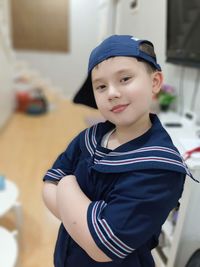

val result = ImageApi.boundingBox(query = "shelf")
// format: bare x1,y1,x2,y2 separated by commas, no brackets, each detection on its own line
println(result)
162,246,170,259
152,220,175,264
162,220,174,245
152,248,166,267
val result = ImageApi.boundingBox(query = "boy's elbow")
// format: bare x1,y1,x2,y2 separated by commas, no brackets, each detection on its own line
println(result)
42,182,50,203
42,183,47,203
42,182,57,205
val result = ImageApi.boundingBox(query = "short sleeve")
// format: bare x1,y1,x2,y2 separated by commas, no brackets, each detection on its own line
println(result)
87,169,185,262
43,133,82,183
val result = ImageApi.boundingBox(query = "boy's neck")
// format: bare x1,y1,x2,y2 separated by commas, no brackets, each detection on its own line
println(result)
107,113,152,150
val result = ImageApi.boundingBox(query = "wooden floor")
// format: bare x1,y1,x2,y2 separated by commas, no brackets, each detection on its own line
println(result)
0,92,100,267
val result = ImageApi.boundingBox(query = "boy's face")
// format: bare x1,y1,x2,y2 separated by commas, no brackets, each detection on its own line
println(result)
91,56,163,128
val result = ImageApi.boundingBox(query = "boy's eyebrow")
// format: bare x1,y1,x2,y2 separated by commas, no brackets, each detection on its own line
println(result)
115,69,133,74
92,69,134,84
92,78,104,84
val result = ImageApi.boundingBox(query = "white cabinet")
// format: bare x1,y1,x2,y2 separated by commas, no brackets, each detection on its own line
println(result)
152,112,200,267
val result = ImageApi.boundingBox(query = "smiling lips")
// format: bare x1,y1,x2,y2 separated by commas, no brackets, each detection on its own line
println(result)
111,104,129,113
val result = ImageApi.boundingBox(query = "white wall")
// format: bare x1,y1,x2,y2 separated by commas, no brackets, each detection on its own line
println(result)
0,38,14,129
15,0,99,98
115,0,200,116
14,0,200,116
0,0,15,129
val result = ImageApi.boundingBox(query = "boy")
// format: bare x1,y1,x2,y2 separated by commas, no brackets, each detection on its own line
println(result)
43,35,197,267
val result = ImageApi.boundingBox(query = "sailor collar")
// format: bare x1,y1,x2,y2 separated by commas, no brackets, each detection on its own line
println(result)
81,113,199,182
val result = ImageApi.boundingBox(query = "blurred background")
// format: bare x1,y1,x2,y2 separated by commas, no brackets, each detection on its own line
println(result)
0,1,200,267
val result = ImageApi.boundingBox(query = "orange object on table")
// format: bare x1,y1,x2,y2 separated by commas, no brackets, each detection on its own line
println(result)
16,91,31,112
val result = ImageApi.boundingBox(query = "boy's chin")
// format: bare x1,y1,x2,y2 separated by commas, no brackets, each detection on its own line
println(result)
107,118,135,127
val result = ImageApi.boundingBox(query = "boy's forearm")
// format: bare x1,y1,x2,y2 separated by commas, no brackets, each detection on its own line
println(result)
57,175,112,262
42,182,61,220
57,175,91,240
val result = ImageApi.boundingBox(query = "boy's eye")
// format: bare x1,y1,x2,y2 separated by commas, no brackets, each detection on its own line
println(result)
120,77,131,83
96,85,106,91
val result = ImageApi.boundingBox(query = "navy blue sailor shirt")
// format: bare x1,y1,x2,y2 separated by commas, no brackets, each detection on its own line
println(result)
43,113,197,267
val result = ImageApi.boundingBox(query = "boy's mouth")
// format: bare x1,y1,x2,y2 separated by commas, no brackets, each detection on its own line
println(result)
111,104,129,113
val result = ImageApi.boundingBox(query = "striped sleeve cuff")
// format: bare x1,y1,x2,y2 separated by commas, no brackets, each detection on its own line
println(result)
43,168,68,182
87,200,135,262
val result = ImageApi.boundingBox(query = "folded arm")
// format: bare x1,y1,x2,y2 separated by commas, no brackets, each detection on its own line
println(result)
42,133,82,220
56,175,112,262
42,176,112,262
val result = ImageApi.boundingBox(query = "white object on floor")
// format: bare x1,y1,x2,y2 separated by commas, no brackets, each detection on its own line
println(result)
0,226,18,267
0,179,19,216
0,179,22,241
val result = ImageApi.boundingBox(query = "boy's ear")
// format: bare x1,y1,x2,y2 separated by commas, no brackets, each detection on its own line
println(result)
152,71,164,94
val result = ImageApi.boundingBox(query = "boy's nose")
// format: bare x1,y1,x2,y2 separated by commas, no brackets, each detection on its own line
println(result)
108,85,121,100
